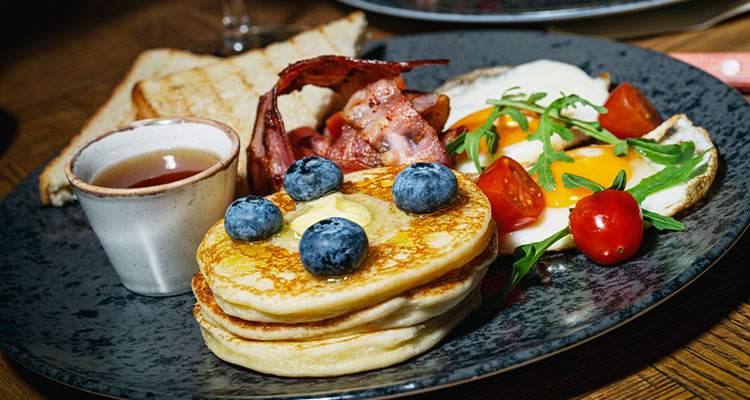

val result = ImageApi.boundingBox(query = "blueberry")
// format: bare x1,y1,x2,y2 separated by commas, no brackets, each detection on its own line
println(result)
284,156,343,202
299,218,368,277
392,163,458,214
224,195,283,241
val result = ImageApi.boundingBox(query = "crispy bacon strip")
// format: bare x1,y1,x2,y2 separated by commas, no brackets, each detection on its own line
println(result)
248,55,450,195
248,85,296,196
343,78,452,166
273,55,448,99
327,124,383,170
403,91,450,133
288,126,375,173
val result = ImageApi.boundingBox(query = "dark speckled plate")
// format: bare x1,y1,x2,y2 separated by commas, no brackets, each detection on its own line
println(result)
1,31,749,400
336,0,688,23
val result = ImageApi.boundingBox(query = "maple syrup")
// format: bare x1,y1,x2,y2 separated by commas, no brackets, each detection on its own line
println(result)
92,148,220,189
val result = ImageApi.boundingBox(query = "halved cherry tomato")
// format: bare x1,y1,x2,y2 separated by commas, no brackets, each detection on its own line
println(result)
475,156,545,232
599,82,662,139
568,189,643,265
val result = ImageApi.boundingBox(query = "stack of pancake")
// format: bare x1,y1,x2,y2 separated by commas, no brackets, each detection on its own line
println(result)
192,166,497,377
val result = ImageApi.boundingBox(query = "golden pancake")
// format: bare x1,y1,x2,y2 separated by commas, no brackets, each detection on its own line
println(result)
193,288,481,377
193,228,496,340
197,166,493,321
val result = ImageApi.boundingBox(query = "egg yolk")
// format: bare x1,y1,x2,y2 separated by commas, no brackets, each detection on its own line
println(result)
541,145,633,208
449,107,540,160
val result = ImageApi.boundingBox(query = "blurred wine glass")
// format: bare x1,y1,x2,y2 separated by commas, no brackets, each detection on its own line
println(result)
190,0,307,56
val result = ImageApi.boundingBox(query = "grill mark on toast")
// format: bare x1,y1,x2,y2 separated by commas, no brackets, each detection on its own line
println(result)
316,25,342,54
229,58,259,97
192,68,225,117
205,61,247,138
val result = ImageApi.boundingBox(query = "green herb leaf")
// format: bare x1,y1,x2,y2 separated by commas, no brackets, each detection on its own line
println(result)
641,209,686,231
444,131,466,156
525,95,590,191
526,91,548,105
492,226,570,308
503,106,530,133
562,173,605,192
445,89,539,173
460,105,504,173
627,150,710,203
555,93,608,115
562,170,627,194
486,95,699,167
628,138,695,165
457,92,700,190
613,140,629,157
608,170,628,191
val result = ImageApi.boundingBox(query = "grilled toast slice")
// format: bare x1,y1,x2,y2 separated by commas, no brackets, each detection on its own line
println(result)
132,11,368,189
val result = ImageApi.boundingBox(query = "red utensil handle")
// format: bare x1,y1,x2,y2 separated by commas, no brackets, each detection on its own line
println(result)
669,52,750,93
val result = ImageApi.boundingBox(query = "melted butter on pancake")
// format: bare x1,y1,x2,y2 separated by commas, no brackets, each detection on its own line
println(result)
287,192,372,235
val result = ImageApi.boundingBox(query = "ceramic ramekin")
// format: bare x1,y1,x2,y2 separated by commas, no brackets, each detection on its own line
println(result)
65,117,239,296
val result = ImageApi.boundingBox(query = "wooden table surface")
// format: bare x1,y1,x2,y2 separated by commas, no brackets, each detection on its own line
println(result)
1,1,749,399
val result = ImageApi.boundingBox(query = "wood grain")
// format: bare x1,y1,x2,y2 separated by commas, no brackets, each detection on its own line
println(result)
1,1,748,399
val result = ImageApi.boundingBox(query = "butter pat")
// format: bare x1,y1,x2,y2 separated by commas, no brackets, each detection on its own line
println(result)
290,192,371,235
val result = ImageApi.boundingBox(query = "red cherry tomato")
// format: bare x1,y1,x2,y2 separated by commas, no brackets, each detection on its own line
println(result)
476,156,545,232
599,82,663,139
568,189,644,265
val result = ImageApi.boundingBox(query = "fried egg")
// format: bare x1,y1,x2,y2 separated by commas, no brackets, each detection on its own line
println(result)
497,114,718,255
437,59,610,174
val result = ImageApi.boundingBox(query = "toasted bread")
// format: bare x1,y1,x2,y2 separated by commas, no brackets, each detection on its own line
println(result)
39,48,219,206
39,12,368,206
132,11,368,189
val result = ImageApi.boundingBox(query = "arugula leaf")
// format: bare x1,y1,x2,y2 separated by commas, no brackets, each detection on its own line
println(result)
608,170,628,191
627,138,695,165
561,172,605,192
486,95,696,167
525,91,548,105
465,106,503,173
641,209,685,231
492,226,570,308
626,150,709,203
503,107,530,133
562,169,628,193
525,95,603,191
445,89,534,173
489,94,626,152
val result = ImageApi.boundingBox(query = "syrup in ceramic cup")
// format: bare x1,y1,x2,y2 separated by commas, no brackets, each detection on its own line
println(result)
92,148,219,188
65,117,240,296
